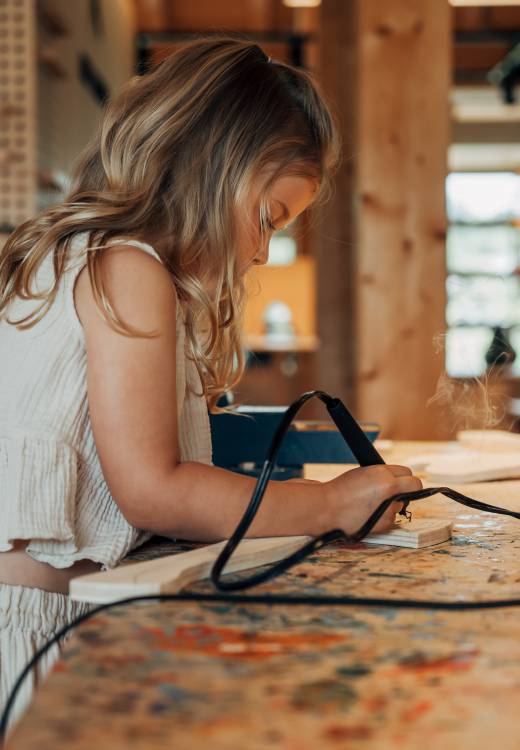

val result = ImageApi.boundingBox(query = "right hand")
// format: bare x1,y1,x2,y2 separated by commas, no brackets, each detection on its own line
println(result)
323,464,423,537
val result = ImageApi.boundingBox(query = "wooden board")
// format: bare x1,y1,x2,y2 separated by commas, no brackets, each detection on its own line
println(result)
405,432,520,482
71,517,454,605
364,518,452,548
457,429,520,452
425,452,520,483
70,535,311,604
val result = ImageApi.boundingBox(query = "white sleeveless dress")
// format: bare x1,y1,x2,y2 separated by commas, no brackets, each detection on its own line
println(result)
0,232,212,733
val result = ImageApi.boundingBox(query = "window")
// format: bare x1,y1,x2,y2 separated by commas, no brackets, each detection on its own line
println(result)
446,172,520,378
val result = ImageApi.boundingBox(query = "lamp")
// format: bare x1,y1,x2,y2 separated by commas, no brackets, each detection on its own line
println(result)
282,0,321,7
449,1,520,6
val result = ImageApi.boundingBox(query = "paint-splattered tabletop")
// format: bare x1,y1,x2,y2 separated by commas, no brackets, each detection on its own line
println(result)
7,443,520,750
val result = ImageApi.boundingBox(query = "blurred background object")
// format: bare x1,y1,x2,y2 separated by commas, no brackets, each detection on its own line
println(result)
2,0,520,438
0,0,37,232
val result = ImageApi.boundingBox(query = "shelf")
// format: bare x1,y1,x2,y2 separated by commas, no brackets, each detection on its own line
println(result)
449,221,520,228
244,334,319,353
447,270,520,278
447,322,520,328
451,102,520,124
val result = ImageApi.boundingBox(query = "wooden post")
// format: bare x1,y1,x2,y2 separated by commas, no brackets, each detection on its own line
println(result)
314,0,359,411
316,0,450,439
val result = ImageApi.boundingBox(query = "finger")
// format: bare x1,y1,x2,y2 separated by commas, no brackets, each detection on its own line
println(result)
371,502,403,533
391,500,405,514
386,464,413,478
393,475,423,495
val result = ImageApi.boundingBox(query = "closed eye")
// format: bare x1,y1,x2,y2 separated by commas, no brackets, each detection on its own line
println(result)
260,200,289,232
260,214,277,233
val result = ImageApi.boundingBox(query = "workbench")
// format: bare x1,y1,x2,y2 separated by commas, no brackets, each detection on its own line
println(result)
6,443,520,750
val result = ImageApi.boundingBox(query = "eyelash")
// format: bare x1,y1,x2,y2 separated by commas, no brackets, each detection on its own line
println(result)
261,216,276,233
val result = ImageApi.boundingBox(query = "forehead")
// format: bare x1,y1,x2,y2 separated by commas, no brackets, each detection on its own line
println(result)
266,174,318,221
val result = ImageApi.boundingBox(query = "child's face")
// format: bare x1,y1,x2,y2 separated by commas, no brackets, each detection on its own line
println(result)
237,173,317,275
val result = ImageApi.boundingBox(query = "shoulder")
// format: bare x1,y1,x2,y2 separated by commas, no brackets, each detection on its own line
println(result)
74,243,178,337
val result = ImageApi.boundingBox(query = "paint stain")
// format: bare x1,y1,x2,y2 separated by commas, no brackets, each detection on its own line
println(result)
291,679,358,711
396,649,478,674
363,695,388,713
93,653,147,671
400,699,433,723
137,624,345,660
336,664,372,678
158,683,202,704
51,661,68,674
312,614,369,631
149,701,170,715
81,615,111,628
90,658,148,681
371,608,397,622
263,729,284,743
323,724,373,741
77,629,111,645
104,691,140,714
453,535,494,550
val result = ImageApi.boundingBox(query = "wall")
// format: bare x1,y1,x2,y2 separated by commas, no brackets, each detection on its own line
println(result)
38,0,136,204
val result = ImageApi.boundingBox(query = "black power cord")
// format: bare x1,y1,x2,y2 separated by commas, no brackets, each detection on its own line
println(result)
210,390,520,590
2,390,520,742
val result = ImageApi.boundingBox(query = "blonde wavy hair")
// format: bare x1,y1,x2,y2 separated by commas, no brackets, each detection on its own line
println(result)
0,36,340,410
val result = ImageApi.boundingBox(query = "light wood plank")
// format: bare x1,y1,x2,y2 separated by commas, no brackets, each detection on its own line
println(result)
70,536,311,604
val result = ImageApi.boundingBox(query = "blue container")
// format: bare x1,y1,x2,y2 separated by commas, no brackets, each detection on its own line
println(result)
210,406,380,479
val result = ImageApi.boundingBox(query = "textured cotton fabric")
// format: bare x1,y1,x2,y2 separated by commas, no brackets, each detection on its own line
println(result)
0,232,213,569
0,584,93,738
0,233,212,734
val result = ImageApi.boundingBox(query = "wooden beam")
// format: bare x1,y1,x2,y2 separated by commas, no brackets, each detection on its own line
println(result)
133,0,292,33
317,0,450,439
314,0,359,409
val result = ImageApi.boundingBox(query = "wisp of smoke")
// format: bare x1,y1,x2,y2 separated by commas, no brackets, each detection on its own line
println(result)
427,335,515,434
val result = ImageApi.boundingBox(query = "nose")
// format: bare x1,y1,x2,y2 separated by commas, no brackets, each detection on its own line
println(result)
252,238,270,266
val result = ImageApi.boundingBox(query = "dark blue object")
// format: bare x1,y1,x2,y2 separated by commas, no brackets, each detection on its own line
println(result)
210,406,380,479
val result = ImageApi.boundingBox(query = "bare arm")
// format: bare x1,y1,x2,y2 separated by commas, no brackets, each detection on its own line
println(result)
74,246,421,543
137,461,329,542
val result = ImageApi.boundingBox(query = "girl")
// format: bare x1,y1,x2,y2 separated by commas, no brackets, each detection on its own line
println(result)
0,37,422,730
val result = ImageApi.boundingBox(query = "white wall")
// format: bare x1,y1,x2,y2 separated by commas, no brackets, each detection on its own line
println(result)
38,0,136,204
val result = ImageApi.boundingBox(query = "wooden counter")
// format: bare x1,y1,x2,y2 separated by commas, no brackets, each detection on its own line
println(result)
7,443,520,750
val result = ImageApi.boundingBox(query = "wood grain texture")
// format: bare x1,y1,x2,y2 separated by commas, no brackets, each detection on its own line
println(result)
314,0,358,410
133,0,292,33
316,0,449,439
355,0,449,440
70,536,311,604
365,518,453,548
